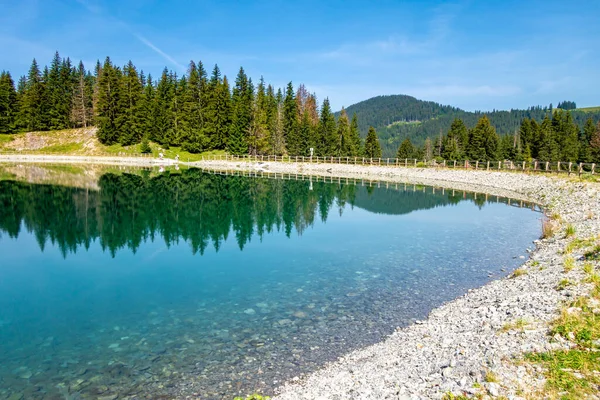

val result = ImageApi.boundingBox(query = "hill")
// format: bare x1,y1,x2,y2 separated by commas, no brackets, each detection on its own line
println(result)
337,95,600,158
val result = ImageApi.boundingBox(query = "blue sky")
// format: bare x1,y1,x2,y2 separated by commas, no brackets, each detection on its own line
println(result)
1,0,598,111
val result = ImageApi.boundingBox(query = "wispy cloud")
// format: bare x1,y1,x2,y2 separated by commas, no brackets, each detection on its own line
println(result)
73,0,185,71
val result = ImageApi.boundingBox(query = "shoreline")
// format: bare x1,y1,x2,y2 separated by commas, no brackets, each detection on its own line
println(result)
1,155,599,398
192,160,599,399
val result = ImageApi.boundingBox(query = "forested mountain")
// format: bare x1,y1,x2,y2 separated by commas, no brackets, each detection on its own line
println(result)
338,94,600,158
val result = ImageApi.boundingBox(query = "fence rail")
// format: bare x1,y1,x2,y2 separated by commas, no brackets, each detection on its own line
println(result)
200,154,597,175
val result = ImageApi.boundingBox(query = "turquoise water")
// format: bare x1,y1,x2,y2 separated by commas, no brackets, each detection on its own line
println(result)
0,168,540,399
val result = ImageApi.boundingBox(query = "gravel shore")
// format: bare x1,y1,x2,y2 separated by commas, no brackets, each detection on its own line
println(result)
195,160,600,400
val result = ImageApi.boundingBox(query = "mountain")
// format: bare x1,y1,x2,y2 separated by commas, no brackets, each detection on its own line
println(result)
337,95,600,158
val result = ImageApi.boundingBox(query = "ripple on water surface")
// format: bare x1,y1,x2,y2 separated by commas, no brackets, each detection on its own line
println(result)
0,167,541,399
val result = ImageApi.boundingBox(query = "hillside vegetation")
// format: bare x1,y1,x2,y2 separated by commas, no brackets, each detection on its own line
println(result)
338,95,600,157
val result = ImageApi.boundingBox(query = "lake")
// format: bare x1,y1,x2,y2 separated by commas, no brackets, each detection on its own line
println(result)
0,165,541,399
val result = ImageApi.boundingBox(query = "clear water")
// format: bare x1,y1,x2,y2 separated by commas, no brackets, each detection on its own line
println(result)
0,167,541,399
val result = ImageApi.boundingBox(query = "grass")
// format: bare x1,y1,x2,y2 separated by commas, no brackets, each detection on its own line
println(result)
557,278,573,290
542,218,557,239
0,134,15,144
36,142,84,153
500,318,530,333
576,106,600,113
524,265,600,399
484,370,499,383
233,395,270,400
442,393,471,400
584,245,600,261
564,237,597,254
565,224,576,238
564,257,576,273
511,268,528,278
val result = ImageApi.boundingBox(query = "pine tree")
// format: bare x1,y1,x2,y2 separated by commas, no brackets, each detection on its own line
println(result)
446,118,468,157
560,111,580,162
579,118,595,162
467,116,498,161
248,77,270,155
363,126,382,159
591,122,600,163
71,61,93,128
423,137,433,160
96,57,124,145
282,82,299,155
336,108,351,156
0,71,18,133
181,61,207,152
153,68,174,146
349,113,362,156
537,116,559,161
119,61,144,145
139,75,157,146
317,98,336,156
205,65,231,150
396,137,415,159
228,67,252,155
22,59,47,131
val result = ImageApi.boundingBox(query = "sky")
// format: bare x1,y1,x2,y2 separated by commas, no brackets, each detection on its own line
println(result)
0,0,599,111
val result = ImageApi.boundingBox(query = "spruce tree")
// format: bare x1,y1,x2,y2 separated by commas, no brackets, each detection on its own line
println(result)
139,75,157,145
248,77,269,155
447,118,468,156
119,61,144,145
591,122,600,163
228,67,252,155
181,61,207,152
363,126,382,159
71,61,93,128
537,116,558,161
154,68,175,146
467,116,498,161
0,71,18,133
349,113,362,156
317,98,336,156
396,137,415,159
336,108,352,157
95,57,124,145
580,118,595,162
205,65,231,150
282,82,299,155
560,111,580,162
22,59,47,131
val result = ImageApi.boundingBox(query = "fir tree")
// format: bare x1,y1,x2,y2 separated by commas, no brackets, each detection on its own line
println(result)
396,137,415,159
22,59,47,131
336,108,351,156
591,122,600,163
119,61,144,145
153,68,175,146
95,57,124,145
228,67,252,155
205,65,231,150
317,98,336,156
537,116,559,161
71,61,93,128
181,61,207,152
363,126,382,159
0,71,18,133
248,77,270,155
579,118,595,162
349,113,362,157
282,82,299,155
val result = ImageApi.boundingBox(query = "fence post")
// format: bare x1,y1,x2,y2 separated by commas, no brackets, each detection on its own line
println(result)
522,161,526,171
592,163,596,175
545,162,549,171
568,162,572,174
464,160,467,169
475,161,479,170
557,161,561,173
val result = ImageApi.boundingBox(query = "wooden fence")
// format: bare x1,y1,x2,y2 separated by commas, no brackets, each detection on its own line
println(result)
200,154,597,175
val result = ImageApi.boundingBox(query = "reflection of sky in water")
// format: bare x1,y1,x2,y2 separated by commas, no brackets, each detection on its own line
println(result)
0,176,541,399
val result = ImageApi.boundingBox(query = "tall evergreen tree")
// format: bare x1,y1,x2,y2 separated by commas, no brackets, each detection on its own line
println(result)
153,68,175,146
95,57,124,145
0,71,18,133
363,126,382,159
349,113,362,156
336,108,351,156
181,61,207,152
590,122,600,163
228,67,252,155
22,59,47,131
118,61,144,145
317,98,336,156
396,137,416,159
282,82,299,155
248,77,270,155
71,61,93,128
205,65,231,150
579,118,595,162
537,116,559,161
